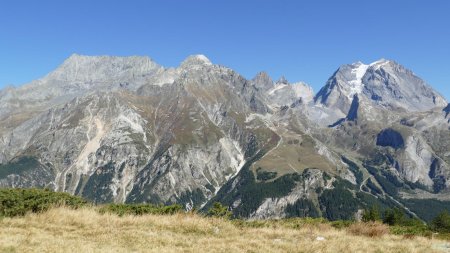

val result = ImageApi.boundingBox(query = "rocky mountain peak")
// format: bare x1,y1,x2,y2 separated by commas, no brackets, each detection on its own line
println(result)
313,62,367,112
291,82,314,103
362,59,448,110
252,71,274,91
46,54,162,83
368,58,390,70
315,59,447,113
276,76,289,84
1,54,450,222
266,78,314,107
180,54,212,68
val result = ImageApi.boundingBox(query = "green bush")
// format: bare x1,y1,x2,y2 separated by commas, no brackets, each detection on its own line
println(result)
390,225,431,237
331,220,354,229
207,202,232,219
0,188,88,217
431,211,450,232
362,206,380,222
256,168,277,181
382,208,405,225
99,203,183,216
232,217,328,229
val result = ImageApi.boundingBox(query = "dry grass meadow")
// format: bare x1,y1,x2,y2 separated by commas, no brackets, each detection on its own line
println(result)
0,207,447,253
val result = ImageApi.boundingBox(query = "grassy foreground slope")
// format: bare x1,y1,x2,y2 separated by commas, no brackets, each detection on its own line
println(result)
0,207,444,253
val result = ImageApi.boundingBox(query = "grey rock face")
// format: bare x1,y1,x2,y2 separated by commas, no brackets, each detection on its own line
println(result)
0,54,276,208
315,60,447,116
265,79,314,108
362,60,447,111
249,169,326,219
252,72,274,91
0,54,449,221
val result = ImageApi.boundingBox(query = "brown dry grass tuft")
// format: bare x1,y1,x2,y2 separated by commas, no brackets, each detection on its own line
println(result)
348,222,389,238
0,207,443,253
403,234,417,240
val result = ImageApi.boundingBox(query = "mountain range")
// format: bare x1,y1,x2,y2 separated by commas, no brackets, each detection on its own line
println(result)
1,54,449,221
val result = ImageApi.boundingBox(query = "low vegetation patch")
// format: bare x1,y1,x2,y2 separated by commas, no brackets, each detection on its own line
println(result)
99,203,183,216
0,207,441,253
0,188,87,217
2,188,450,252
232,217,329,230
348,222,389,237
207,202,232,219
255,167,277,181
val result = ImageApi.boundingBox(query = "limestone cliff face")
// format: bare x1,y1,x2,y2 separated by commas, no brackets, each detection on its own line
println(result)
0,55,274,208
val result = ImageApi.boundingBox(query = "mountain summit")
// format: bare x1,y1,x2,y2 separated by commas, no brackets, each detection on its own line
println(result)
0,54,449,221
180,54,212,68
47,54,161,83
315,59,447,116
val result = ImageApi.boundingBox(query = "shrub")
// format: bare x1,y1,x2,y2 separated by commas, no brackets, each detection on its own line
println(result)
232,217,329,230
402,234,416,240
99,203,183,216
389,224,431,237
277,217,329,230
431,211,450,232
256,168,277,181
383,208,405,225
348,222,389,237
331,220,354,229
362,206,380,222
0,188,87,217
207,202,232,219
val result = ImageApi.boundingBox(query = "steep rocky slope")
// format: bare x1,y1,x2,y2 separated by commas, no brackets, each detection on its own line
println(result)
0,55,449,221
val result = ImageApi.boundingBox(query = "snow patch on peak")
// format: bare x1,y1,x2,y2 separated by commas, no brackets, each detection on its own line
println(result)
369,58,390,70
194,54,212,65
347,62,369,98
268,83,288,95
66,53,83,60
181,54,212,67
351,62,369,78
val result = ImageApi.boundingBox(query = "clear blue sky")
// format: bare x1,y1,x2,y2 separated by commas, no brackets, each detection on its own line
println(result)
1,0,449,99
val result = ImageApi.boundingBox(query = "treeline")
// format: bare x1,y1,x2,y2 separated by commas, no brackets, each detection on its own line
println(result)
0,188,185,218
0,188,87,217
362,206,450,235
0,188,232,219
3,188,450,239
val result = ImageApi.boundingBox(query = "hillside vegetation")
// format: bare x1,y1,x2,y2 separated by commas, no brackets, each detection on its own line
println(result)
0,207,445,253
0,189,448,252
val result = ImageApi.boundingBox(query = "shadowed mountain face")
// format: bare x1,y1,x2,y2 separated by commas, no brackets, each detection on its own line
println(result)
376,129,405,149
0,55,449,221
444,104,450,118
